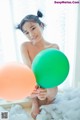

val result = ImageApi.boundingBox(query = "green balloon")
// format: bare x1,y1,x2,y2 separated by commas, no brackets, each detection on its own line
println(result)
32,48,70,88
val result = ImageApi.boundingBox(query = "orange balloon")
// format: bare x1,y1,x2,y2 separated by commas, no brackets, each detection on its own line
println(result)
0,62,36,101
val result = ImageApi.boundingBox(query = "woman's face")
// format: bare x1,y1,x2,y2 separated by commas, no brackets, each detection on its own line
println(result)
22,22,43,44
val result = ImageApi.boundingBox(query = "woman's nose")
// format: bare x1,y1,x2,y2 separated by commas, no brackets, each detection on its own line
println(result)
29,32,34,39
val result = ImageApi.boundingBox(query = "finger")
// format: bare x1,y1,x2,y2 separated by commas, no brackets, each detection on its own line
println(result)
38,96,47,100
32,90,39,94
35,85,40,90
38,87,47,90
30,93,39,98
38,88,47,92
38,93,46,97
38,88,46,90
38,92,47,96
31,90,40,97
38,92,47,97
38,90,47,94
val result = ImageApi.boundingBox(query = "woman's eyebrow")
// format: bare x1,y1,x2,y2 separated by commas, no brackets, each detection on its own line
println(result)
23,25,35,33
30,25,35,28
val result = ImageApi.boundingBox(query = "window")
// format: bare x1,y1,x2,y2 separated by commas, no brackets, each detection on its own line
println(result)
0,0,79,104
11,0,78,88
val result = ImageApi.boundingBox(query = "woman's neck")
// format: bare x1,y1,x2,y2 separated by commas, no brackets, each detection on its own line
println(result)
33,37,46,48
32,38,46,47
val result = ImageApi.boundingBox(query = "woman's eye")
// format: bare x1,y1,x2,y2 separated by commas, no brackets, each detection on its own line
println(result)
26,32,29,35
32,27,35,30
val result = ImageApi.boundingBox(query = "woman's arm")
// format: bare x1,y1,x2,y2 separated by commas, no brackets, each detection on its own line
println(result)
46,87,58,103
20,42,31,68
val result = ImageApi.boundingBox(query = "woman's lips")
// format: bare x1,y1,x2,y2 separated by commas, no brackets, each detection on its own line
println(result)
31,36,38,40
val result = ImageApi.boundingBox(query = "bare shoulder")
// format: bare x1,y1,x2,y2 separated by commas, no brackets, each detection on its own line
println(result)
52,43,60,50
21,41,31,49
20,42,32,53
46,41,59,50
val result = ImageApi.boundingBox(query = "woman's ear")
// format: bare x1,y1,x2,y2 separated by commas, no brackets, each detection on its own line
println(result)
40,23,44,29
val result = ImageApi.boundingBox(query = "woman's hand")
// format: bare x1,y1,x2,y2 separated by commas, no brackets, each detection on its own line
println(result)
30,85,39,98
30,85,47,100
37,88,47,100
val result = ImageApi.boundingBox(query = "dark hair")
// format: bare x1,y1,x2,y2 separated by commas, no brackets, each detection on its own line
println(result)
16,11,45,32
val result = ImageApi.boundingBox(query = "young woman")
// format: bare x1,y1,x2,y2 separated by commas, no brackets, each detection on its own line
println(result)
17,11,59,119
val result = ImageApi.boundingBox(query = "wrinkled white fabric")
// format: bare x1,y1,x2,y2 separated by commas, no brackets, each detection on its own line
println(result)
0,88,80,120
9,104,31,120
36,88,80,120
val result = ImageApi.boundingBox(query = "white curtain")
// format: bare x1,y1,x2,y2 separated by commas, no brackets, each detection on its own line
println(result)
0,1,18,65
0,0,79,88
